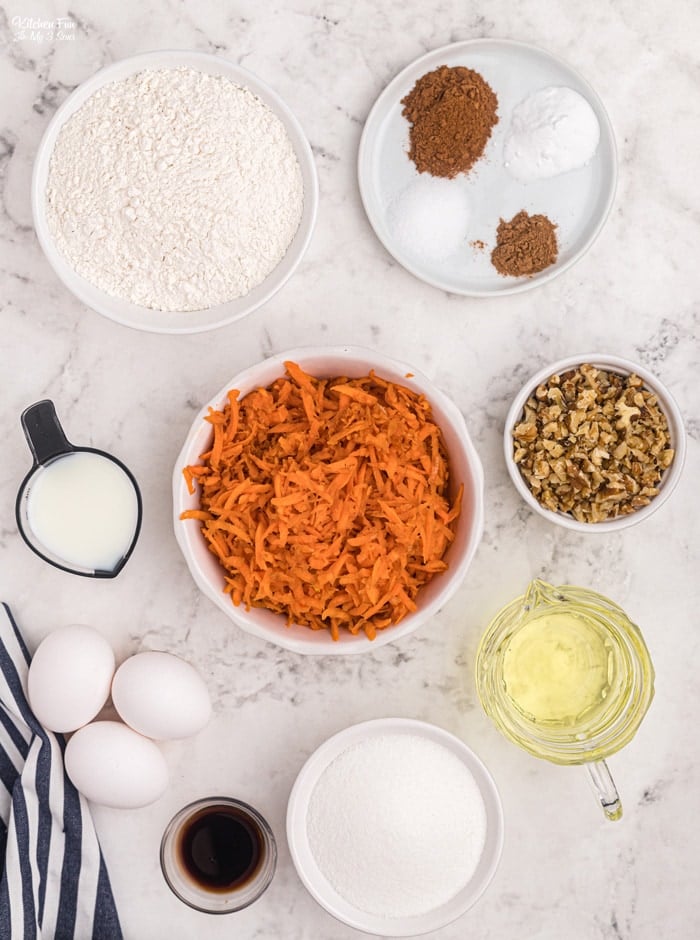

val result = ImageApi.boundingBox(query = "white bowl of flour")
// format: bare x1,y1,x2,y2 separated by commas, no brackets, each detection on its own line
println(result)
32,51,318,333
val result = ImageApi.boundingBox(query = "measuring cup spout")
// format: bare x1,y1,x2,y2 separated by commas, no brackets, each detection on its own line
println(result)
523,578,560,612
586,760,623,821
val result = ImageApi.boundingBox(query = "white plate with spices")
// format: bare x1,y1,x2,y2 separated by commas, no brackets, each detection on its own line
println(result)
32,50,318,334
358,38,617,296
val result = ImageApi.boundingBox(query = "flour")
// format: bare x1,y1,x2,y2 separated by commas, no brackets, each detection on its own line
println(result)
45,68,304,312
306,733,487,919
503,85,600,182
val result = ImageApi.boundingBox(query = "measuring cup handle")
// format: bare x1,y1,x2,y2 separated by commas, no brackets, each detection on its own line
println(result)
20,400,74,466
586,760,623,821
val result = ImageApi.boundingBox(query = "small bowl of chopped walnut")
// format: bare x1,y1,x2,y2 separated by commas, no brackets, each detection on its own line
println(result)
504,354,686,531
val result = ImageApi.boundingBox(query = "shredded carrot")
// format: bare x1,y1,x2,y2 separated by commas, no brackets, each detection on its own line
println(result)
181,362,463,640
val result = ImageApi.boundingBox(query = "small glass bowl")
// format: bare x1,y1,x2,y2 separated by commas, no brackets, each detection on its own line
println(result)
160,797,277,914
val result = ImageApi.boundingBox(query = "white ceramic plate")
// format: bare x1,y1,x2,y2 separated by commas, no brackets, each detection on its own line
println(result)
172,346,484,655
358,39,617,296
32,50,318,334
286,718,504,937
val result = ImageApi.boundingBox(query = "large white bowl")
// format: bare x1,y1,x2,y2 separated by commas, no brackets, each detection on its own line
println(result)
173,346,484,654
31,50,318,334
286,718,504,936
504,353,686,532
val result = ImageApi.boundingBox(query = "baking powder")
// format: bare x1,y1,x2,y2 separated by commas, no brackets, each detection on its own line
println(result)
504,85,600,182
306,733,487,918
45,67,304,312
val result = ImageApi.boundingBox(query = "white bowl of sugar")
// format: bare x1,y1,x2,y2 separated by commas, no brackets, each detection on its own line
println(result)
32,50,318,334
286,718,504,936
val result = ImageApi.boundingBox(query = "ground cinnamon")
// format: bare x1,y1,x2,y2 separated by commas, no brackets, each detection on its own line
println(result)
401,65,498,178
490,210,558,277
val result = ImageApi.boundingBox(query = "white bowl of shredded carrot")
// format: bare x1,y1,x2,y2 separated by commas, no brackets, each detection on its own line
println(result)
173,347,484,653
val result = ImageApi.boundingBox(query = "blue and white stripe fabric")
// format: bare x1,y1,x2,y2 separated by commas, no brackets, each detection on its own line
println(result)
0,603,122,940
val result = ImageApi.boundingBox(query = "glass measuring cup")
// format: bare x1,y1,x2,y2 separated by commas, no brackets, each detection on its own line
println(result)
16,400,142,578
475,579,654,820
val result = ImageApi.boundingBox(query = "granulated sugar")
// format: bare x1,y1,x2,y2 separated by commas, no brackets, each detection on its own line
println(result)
306,732,487,919
45,67,304,312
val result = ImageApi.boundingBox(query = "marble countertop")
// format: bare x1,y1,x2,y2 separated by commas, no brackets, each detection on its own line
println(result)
1,1,699,937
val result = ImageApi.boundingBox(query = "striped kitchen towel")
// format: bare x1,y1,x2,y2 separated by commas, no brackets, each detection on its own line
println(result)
0,603,123,940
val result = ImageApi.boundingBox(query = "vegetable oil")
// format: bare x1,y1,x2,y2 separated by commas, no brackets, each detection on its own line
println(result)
475,580,654,766
501,609,615,728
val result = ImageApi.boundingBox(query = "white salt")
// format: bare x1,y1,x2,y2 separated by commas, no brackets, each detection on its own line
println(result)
504,85,600,182
387,177,471,263
306,732,487,919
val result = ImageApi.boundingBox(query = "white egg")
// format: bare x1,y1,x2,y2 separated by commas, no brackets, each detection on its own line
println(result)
28,624,115,733
65,721,168,808
111,651,211,740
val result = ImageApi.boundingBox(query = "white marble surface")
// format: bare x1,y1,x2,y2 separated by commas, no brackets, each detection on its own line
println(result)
1,0,699,937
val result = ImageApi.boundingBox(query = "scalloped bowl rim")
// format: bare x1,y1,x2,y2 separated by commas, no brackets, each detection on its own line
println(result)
173,346,484,654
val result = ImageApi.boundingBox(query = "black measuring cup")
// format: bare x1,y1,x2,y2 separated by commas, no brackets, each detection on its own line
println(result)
16,400,143,578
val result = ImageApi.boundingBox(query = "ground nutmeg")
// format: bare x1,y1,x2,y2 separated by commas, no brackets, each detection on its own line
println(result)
490,210,558,277
401,65,499,178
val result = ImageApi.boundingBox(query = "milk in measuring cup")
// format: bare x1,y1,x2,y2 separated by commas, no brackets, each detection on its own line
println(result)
26,451,139,571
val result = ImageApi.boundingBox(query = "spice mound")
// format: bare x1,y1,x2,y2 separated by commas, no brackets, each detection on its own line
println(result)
46,67,303,312
512,363,675,523
401,65,499,178
306,733,487,918
181,363,462,640
491,210,558,277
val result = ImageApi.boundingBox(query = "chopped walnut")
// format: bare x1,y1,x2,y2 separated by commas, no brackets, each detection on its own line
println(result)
511,363,675,523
